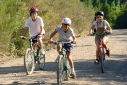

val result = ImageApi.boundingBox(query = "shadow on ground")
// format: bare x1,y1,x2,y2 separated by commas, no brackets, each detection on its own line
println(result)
74,53,127,83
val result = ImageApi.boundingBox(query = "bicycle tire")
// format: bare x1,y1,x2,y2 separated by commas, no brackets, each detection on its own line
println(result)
24,48,35,75
57,55,64,85
38,54,45,70
100,48,104,73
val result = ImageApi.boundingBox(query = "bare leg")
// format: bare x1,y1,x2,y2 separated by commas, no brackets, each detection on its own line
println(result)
103,36,110,56
37,35,45,54
57,44,61,54
37,35,43,49
102,36,109,50
67,52,76,78
95,41,99,59
66,52,74,68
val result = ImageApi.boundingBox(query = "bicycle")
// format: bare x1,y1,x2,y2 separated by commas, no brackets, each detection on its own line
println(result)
52,41,72,85
95,32,110,73
22,36,45,75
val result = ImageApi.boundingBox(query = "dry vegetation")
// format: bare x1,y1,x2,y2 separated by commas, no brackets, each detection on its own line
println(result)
0,0,95,56
26,0,94,37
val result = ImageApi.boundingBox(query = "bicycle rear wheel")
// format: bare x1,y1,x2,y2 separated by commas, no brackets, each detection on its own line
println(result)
24,48,35,75
57,55,64,85
65,60,70,81
100,48,104,73
38,54,45,70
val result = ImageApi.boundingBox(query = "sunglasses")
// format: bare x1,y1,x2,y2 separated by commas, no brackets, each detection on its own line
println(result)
64,24,69,25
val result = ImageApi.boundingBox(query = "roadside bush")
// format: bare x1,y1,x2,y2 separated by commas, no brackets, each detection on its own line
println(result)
0,0,94,57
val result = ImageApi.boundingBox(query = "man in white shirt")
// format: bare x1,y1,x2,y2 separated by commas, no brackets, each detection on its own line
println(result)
20,7,45,54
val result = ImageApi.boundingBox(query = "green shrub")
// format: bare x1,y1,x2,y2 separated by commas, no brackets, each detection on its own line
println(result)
0,0,94,57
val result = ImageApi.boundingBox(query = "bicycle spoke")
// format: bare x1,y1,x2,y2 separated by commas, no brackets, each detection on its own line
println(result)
38,54,45,70
24,48,35,75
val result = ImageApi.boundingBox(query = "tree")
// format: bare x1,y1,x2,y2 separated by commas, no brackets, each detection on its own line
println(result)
94,0,101,10
114,2,127,29
85,0,93,7
101,0,111,19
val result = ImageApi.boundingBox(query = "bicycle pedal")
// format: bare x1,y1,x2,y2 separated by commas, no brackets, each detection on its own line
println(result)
94,61,99,64
69,73,76,79
64,78,70,81
34,61,37,64
54,58,58,63
54,60,58,63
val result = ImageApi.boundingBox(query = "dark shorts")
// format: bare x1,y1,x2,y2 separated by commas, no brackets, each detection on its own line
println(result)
63,43,73,53
31,34,45,43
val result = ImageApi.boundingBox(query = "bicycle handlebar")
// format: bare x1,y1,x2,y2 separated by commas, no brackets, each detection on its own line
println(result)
52,41,72,45
21,36,37,40
95,32,111,37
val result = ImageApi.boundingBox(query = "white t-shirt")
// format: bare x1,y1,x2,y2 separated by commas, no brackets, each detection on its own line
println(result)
25,16,45,37
55,26,75,42
93,20,109,29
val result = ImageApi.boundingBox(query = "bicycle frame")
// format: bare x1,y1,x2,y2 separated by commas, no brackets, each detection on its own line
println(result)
98,36,105,60
29,38,40,61
54,42,70,69
23,37,45,74
96,32,110,73
60,44,68,70
53,41,71,85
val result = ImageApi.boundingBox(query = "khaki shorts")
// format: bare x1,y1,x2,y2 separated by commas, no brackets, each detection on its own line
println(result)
95,35,108,41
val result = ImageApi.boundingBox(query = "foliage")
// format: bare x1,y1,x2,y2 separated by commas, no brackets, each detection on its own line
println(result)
81,0,127,29
114,2,127,29
1,0,127,57
0,0,27,56
0,0,94,57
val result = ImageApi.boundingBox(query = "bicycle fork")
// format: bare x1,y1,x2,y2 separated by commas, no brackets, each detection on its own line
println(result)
34,46,40,63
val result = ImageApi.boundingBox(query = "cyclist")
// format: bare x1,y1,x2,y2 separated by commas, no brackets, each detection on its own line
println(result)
89,11,112,64
20,7,45,54
49,17,76,79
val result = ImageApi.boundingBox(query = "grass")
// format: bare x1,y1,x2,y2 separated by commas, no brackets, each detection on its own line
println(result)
0,0,95,57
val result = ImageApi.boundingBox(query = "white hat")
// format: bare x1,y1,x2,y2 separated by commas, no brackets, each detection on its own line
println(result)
62,18,71,24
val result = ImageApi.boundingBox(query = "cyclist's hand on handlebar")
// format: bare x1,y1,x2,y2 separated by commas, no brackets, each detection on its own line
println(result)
72,40,76,44
48,39,53,44
106,30,112,34
89,32,93,36
19,36,24,39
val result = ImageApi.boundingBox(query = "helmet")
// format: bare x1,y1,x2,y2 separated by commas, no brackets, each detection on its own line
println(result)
30,7,38,12
62,18,71,24
96,11,104,16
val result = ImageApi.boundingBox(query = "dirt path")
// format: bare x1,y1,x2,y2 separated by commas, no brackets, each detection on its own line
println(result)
0,29,127,85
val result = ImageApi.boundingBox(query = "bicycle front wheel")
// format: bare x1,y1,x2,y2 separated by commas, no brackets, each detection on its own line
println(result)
38,54,45,70
57,55,64,85
24,48,35,75
100,48,105,73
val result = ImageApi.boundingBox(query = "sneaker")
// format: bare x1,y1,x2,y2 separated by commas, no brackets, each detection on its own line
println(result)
94,59,99,64
69,72,76,79
106,49,110,57
40,49,45,55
